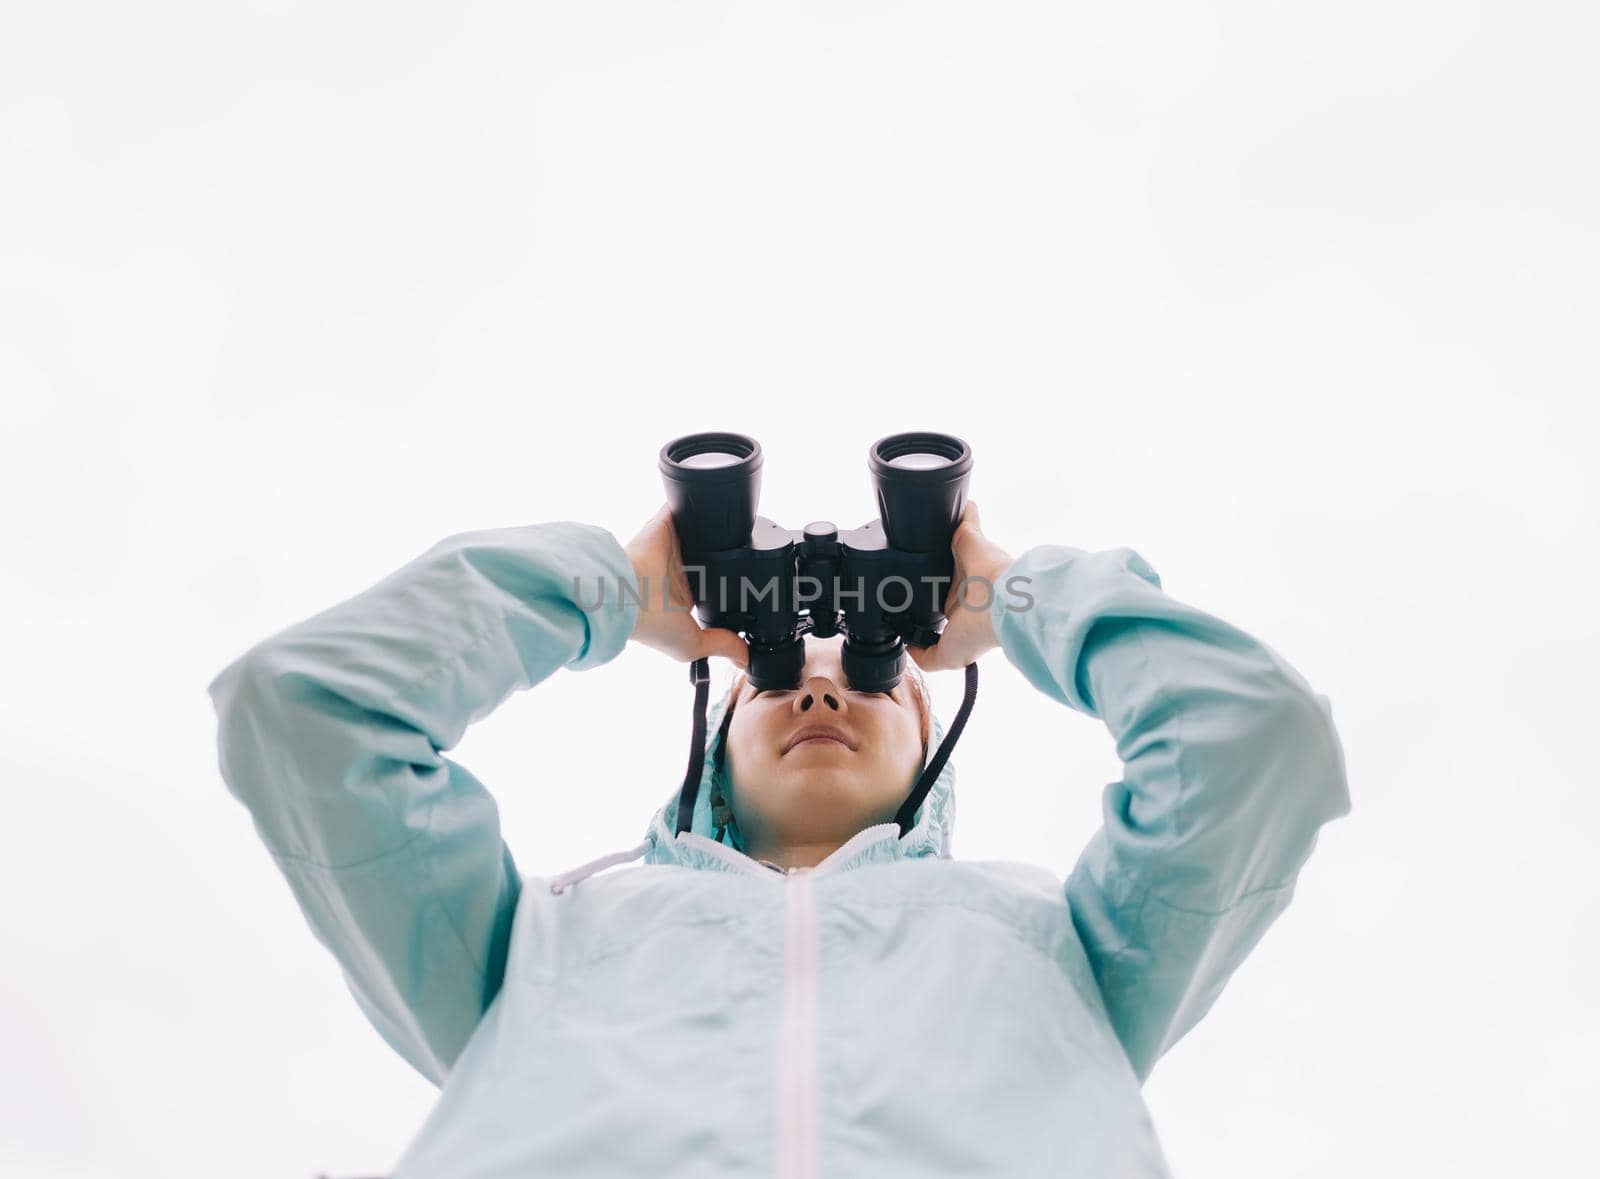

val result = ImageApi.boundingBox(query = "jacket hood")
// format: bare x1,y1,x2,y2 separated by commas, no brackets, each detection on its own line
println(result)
639,671,958,876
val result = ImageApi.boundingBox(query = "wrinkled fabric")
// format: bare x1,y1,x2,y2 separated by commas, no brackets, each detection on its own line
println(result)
207,520,1350,1177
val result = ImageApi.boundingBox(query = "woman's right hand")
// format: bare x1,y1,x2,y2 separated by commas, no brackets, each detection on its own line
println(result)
623,503,750,669
906,500,1016,674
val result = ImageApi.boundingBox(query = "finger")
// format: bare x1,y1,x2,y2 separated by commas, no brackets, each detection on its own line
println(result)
702,628,749,669
638,502,670,536
955,500,980,541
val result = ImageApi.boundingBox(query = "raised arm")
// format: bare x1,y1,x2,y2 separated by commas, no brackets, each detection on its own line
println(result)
991,541,1351,1084
205,521,640,1085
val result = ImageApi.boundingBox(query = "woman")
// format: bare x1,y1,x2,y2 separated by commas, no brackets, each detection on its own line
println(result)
207,501,1350,1177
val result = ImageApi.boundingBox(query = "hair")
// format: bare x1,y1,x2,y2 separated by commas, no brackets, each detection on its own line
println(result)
708,662,933,847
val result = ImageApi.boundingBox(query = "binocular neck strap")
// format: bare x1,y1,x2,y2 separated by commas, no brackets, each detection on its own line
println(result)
675,658,716,837
674,658,980,844
894,661,977,837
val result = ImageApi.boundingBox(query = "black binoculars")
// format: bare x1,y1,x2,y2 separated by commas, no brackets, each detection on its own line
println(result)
658,431,973,696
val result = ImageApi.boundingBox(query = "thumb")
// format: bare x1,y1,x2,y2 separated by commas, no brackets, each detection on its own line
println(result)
706,628,749,670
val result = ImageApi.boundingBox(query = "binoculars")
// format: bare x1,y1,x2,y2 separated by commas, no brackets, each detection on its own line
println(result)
658,431,973,696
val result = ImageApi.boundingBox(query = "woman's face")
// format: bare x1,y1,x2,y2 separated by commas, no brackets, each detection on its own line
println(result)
723,633,927,860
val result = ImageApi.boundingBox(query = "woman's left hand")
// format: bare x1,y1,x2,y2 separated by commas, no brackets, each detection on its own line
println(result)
624,503,750,669
906,500,1016,673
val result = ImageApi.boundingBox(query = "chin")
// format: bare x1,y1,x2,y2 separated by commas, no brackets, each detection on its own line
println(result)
776,770,884,818
777,766,849,790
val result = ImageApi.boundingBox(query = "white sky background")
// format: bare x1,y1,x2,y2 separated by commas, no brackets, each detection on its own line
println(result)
2,1,1595,1175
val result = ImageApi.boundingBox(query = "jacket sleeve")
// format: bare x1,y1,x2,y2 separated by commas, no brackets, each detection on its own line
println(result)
205,520,640,1086
990,543,1351,1084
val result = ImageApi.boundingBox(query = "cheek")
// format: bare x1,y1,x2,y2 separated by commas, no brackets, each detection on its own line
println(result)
868,710,923,765
724,715,779,785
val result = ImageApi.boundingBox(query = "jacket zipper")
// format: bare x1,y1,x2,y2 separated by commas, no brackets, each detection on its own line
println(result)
776,865,818,1179
672,826,903,1175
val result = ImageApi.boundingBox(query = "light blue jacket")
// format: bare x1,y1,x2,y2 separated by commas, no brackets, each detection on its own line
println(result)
206,520,1350,1177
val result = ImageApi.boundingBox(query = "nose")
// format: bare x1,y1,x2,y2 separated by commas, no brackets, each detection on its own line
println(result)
792,675,846,714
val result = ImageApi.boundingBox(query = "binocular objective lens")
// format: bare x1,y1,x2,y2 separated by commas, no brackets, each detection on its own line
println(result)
885,452,952,471
676,450,746,470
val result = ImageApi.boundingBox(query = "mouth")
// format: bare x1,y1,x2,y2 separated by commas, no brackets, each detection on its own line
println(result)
783,726,859,754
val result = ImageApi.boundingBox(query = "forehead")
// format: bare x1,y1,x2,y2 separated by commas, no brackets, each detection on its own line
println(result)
801,633,847,674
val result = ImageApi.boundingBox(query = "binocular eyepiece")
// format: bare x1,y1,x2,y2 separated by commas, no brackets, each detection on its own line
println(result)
658,431,973,695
